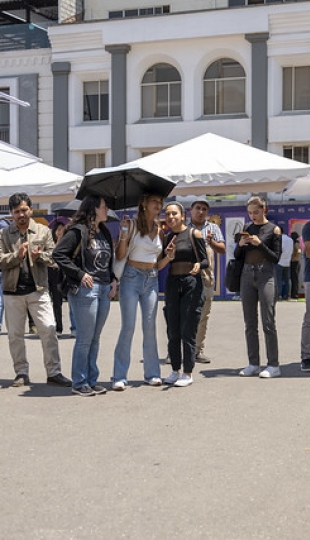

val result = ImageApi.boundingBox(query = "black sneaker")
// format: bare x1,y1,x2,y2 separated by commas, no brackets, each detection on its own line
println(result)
11,374,30,387
301,360,310,372
91,385,107,394
47,373,72,387
72,385,96,397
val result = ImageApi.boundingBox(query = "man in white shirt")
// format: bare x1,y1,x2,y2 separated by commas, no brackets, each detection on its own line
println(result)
276,227,294,300
189,198,226,363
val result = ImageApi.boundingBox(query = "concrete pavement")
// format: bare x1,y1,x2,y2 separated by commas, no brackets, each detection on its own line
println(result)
0,299,309,539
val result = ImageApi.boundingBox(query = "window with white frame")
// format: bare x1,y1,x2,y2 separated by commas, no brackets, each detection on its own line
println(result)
283,146,309,163
203,58,246,115
83,81,109,121
0,87,10,142
109,6,170,18
141,63,181,119
229,0,301,5
84,153,105,174
283,66,310,112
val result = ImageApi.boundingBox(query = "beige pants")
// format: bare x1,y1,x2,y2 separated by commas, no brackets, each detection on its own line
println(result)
195,284,214,355
4,290,61,377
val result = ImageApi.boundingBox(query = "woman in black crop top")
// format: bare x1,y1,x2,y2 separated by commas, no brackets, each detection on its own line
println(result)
234,196,282,378
163,203,209,387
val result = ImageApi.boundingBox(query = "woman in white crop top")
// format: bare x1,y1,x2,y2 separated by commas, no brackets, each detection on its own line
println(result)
111,193,175,391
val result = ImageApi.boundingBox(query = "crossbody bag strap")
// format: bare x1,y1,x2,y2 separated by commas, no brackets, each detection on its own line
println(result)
189,227,200,263
72,241,81,261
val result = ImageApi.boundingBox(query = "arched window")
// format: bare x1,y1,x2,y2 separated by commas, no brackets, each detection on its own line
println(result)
141,63,181,119
203,58,245,115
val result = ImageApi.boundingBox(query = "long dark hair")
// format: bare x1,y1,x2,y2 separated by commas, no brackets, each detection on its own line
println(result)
68,195,109,244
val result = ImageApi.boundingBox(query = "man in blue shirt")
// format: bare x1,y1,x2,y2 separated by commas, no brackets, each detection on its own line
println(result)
301,221,310,371
189,198,226,363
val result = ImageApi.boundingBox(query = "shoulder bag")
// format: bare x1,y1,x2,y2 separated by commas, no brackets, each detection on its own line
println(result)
224,258,244,293
189,228,213,287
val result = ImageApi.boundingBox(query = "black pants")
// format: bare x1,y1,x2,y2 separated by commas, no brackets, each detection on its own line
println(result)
165,274,205,374
290,261,300,299
48,267,63,333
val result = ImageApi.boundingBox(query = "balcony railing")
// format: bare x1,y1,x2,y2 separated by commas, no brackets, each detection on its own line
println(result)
0,23,50,51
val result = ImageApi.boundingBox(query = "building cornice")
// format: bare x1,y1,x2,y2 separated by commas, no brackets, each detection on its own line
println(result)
49,3,310,54
0,50,51,69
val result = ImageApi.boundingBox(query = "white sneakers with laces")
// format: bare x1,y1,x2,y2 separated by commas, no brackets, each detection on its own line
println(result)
164,371,193,387
112,381,126,391
144,377,162,386
174,373,193,387
259,366,281,378
239,364,281,378
164,371,180,385
239,365,261,377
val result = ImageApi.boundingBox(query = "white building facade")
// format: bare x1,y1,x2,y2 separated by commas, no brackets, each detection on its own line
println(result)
1,1,310,196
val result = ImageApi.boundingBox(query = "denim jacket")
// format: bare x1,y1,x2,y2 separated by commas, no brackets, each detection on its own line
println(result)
0,218,54,292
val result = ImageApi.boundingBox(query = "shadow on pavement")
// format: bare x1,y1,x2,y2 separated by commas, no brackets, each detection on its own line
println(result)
0,380,71,397
199,362,309,379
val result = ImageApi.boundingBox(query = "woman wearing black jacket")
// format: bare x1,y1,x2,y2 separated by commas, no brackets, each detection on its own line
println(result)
53,195,117,396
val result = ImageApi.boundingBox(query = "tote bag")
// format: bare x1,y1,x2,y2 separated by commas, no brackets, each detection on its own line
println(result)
224,258,244,293
113,220,137,280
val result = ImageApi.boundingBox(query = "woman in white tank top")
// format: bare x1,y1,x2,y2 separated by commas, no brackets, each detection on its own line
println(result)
111,193,175,391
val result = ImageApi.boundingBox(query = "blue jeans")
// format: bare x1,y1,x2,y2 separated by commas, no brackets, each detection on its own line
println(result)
69,283,111,388
68,301,76,332
241,262,279,367
113,264,160,383
276,264,290,299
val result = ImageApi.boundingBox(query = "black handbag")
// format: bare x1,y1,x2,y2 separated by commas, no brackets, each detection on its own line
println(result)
225,258,244,292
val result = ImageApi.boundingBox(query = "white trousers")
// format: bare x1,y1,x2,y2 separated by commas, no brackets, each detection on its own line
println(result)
4,290,61,377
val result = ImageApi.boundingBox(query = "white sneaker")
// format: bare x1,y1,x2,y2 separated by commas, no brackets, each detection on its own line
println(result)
144,377,162,386
174,373,193,387
164,371,180,385
259,366,281,378
239,365,261,377
112,381,126,391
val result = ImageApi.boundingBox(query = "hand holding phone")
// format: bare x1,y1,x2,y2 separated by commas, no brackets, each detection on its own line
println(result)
165,235,177,260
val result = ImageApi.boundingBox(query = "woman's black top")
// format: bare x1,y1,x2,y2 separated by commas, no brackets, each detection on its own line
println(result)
234,221,282,265
166,227,209,270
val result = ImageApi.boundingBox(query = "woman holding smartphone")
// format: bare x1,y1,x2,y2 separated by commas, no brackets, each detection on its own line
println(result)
234,196,282,378
112,193,174,391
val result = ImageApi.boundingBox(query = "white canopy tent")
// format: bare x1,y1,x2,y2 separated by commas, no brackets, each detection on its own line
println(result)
282,175,310,198
130,133,310,196
0,141,82,205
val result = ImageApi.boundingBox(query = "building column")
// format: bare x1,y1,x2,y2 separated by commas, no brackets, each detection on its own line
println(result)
245,33,269,151
105,44,131,166
51,61,71,170
19,74,38,156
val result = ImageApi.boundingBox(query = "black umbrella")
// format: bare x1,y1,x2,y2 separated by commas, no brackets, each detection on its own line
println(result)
52,199,119,222
76,163,176,210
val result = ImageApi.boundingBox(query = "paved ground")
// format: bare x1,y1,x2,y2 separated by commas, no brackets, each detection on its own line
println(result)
0,299,309,540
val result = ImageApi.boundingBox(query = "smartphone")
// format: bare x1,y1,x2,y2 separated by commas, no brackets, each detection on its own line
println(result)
240,231,250,237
